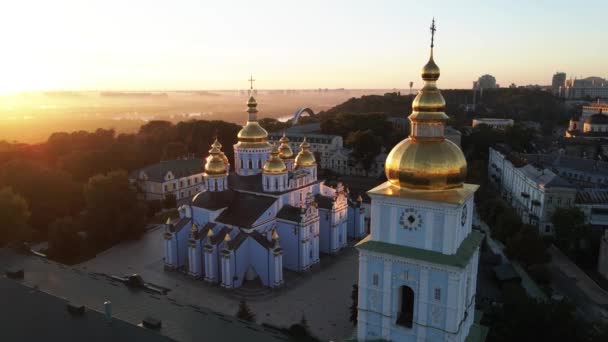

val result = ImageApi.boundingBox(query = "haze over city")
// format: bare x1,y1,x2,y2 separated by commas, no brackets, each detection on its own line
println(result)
1,0,607,94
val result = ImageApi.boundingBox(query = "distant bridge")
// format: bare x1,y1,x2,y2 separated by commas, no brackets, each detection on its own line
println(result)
290,107,316,126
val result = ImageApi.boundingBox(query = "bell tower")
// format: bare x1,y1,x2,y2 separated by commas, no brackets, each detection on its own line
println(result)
356,20,487,342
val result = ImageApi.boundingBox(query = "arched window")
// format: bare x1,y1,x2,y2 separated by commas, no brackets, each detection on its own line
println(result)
258,160,262,169
396,286,414,328
249,159,252,169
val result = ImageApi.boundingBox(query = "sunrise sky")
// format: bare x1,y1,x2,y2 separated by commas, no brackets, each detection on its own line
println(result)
1,0,606,93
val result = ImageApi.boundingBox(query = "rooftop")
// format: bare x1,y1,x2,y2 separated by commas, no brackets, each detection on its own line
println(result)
0,277,173,342
131,159,203,183
0,250,289,342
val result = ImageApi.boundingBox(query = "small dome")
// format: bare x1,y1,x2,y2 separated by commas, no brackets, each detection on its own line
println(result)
585,113,608,125
421,54,440,81
237,93,270,147
263,144,287,174
278,133,294,159
295,138,316,167
204,139,228,176
385,138,467,190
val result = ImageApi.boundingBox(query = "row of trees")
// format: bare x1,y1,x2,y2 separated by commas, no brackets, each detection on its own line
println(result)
0,119,246,261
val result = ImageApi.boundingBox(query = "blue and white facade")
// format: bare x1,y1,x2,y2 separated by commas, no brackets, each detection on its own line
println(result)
163,88,365,289
356,184,481,341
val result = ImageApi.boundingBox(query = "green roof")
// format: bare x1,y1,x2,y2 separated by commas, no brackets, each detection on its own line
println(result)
356,230,484,268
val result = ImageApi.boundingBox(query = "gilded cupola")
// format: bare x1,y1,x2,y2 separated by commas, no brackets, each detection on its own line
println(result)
278,132,294,159
295,137,316,168
263,143,288,174
204,138,228,176
385,19,467,190
237,76,270,148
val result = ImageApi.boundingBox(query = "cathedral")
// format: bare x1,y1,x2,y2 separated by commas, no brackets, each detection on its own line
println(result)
355,21,487,341
162,83,366,289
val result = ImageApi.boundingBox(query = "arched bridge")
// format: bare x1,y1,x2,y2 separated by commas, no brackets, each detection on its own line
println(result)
291,107,316,126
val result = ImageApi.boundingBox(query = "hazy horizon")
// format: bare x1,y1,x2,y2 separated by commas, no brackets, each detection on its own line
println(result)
1,0,607,94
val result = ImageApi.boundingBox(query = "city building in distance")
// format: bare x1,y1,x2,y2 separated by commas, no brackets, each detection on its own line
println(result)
472,118,514,130
473,74,498,90
556,74,608,99
489,146,608,234
354,21,487,342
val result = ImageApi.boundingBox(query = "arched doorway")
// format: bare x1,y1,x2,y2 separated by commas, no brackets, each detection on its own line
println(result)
396,285,414,328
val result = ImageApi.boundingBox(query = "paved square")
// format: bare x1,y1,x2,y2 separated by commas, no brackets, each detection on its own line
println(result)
78,226,359,341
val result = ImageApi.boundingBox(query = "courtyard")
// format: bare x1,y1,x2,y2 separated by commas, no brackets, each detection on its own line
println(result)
57,226,358,340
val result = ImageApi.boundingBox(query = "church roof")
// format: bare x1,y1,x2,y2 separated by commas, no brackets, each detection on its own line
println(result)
209,226,231,245
276,205,303,222
249,230,277,250
226,232,249,250
356,230,484,268
215,192,276,228
132,159,202,182
191,190,235,210
315,194,334,209
170,217,192,233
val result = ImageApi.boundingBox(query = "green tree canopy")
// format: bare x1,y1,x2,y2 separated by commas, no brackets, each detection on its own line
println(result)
505,225,550,267
0,187,31,245
48,216,84,262
0,159,82,233
83,170,146,247
345,130,382,175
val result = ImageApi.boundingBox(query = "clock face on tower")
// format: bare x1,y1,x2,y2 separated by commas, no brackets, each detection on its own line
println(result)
399,208,423,231
461,204,468,227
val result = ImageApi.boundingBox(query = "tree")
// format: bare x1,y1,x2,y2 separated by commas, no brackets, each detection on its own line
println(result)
0,187,30,245
163,193,177,209
258,118,290,133
505,225,550,267
162,142,188,160
0,159,83,233
236,300,255,322
552,207,585,249
349,284,358,326
345,130,382,176
83,170,146,247
489,284,587,342
48,216,84,262
492,208,522,243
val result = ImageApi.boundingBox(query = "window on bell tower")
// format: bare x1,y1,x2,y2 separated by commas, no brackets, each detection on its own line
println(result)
434,288,441,301
372,274,379,286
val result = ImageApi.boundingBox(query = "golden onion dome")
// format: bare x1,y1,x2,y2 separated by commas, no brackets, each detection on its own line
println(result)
385,19,467,190
237,93,270,147
295,137,316,167
385,138,467,190
204,139,228,176
263,144,287,174
278,133,294,159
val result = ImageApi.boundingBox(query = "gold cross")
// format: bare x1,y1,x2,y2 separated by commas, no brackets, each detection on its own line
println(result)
430,18,436,48
248,75,255,90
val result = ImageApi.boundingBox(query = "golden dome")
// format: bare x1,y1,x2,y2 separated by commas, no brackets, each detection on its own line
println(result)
385,138,466,190
278,133,294,159
237,93,270,147
204,139,228,176
295,137,316,167
263,144,288,174
385,20,467,190
421,53,440,81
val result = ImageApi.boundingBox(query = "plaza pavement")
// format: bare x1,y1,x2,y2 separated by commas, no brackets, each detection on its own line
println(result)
78,226,359,341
